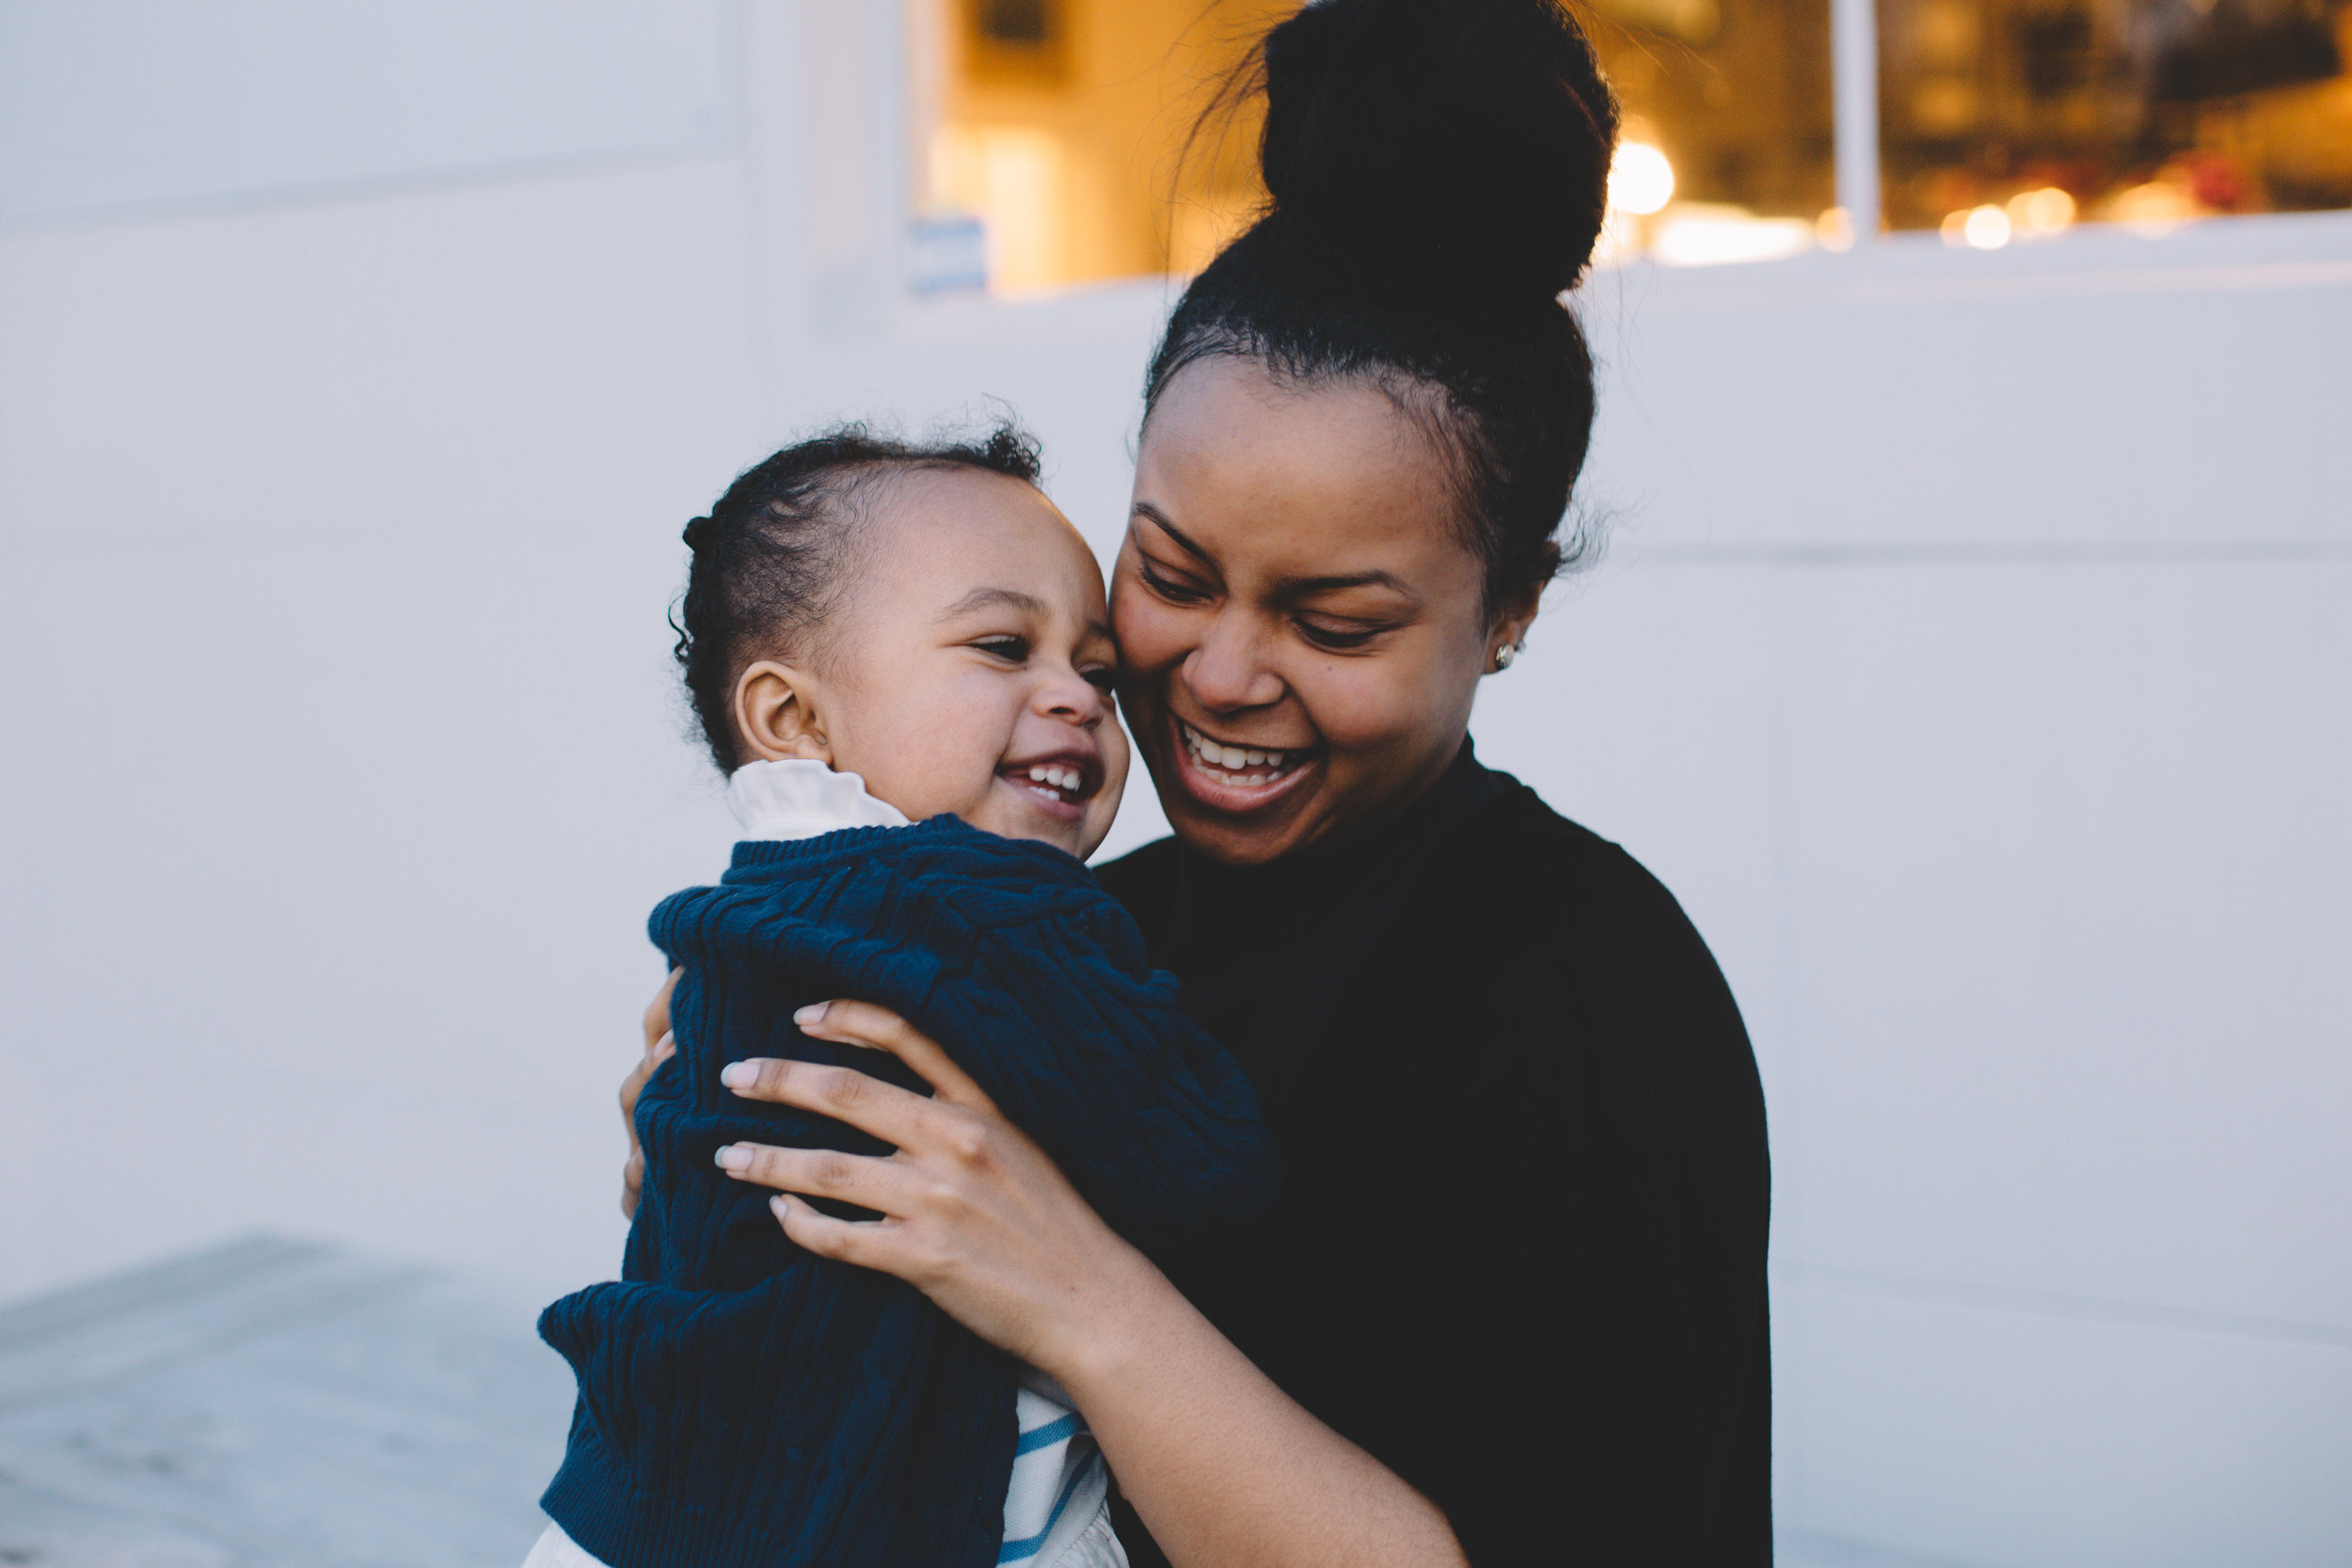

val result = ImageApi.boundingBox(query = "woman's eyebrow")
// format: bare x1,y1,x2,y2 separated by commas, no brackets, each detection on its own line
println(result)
1135,503,1415,606
939,586,1048,621
1276,569,1421,607
1131,502,1209,562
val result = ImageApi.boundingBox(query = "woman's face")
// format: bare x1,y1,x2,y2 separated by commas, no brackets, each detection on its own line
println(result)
1113,357,1524,867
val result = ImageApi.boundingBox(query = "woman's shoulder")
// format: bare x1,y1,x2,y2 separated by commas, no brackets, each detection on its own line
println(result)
1442,773,1704,955
1407,774,1757,1098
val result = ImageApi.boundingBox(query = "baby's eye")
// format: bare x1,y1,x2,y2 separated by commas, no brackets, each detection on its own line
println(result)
972,635,1031,663
1080,665,1118,692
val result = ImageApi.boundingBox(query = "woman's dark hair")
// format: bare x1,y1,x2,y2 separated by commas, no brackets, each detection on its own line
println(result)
1148,0,1619,612
672,421,1044,772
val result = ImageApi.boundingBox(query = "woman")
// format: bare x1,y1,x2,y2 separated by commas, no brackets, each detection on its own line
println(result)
624,1,1769,1560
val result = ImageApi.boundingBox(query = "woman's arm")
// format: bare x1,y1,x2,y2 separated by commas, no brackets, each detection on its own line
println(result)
710,999,1469,1568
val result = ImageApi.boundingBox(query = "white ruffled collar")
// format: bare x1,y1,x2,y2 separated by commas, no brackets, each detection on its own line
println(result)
726,758,911,842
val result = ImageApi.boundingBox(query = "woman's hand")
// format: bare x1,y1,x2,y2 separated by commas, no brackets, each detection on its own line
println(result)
711,999,1161,1373
620,968,681,1220
712,997,1466,1567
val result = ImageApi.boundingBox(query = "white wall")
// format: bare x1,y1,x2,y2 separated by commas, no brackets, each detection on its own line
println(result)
2,3,2346,1564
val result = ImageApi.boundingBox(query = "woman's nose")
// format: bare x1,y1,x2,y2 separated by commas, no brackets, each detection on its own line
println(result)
1182,612,1283,713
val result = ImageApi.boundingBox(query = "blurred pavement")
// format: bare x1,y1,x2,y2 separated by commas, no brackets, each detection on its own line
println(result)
0,1237,1973,1566
0,1238,570,1567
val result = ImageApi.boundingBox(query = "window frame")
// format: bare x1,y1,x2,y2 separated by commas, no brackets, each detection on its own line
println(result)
812,0,2352,350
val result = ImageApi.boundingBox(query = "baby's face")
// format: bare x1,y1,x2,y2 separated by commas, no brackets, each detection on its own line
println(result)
794,467,1129,860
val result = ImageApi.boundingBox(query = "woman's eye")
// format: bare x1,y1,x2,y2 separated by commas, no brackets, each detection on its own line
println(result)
1297,620,1382,652
973,636,1031,662
1138,559,1211,605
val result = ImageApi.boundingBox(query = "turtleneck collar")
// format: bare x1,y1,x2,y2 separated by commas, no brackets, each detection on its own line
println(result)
1175,741,1502,895
1160,740,1505,1108
727,758,911,842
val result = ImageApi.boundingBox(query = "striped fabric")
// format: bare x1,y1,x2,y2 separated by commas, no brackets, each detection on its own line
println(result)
520,1378,1121,1568
1000,1370,1122,1566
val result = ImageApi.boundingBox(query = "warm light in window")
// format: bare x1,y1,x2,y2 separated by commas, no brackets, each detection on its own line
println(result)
2112,181,2196,237
1609,142,1677,216
1942,204,2010,248
2008,186,2075,235
1878,0,2351,233
930,125,1066,293
1963,204,2011,248
1816,206,1855,252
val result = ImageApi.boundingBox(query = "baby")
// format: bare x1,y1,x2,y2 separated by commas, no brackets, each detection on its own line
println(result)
528,426,1277,1568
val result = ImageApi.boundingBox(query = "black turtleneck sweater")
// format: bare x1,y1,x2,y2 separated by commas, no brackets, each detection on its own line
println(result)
1094,746,1771,1567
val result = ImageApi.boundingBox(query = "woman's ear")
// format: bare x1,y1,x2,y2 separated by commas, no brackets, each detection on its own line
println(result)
1487,580,1545,672
734,660,833,764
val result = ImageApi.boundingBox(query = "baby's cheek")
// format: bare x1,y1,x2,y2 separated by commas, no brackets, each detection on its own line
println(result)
1085,754,1131,847
865,703,1005,823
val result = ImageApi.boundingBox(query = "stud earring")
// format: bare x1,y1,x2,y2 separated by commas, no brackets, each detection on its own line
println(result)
1493,642,1518,670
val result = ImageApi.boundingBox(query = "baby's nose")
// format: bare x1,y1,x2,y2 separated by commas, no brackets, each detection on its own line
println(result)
1039,673,1107,725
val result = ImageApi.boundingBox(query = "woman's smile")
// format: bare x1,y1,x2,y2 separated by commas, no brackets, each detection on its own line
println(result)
1168,714,1322,815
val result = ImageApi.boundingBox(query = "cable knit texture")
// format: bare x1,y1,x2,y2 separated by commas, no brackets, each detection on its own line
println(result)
537,817,1278,1568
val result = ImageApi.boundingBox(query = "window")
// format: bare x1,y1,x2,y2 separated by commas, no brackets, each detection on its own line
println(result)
1585,0,1841,263
903,0,2352,293
909,0,1841,291
1879,0,2352,236
908,0,1284,293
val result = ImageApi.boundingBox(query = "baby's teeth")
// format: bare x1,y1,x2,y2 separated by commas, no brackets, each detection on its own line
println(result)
1020,764,1085,795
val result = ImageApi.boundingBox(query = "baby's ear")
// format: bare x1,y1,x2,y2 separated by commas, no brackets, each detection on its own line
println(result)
734,661,832,764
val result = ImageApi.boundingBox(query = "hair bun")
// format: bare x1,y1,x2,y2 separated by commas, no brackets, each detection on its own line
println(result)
682,514,717,550
1259,0,1619,301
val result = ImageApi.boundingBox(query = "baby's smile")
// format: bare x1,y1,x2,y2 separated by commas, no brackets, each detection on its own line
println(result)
999,750,1106,822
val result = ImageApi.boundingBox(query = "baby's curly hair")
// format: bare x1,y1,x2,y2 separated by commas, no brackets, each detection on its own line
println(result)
671,421,1045,772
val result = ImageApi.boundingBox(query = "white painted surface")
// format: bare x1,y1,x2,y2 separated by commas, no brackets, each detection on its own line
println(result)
0,0,737,220
1,2,2346,1561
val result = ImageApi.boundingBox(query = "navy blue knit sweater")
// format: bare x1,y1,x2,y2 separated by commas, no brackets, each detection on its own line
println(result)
536,817,1278,1568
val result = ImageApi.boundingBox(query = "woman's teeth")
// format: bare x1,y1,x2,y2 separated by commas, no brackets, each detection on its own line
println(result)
1181,722,1303,788
1024,763,1084,797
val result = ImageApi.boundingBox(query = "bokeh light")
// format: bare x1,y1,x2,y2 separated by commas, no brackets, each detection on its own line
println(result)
1609,141,1677,217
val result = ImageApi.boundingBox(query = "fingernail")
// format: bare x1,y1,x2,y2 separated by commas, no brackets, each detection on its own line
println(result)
770,1195,791,1219
793,1003,830,1025
713,1144,751,1172
720,1061,755,1090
